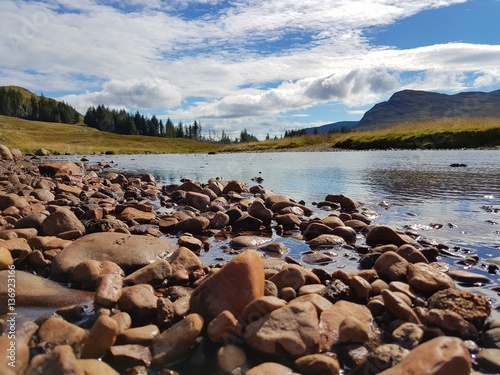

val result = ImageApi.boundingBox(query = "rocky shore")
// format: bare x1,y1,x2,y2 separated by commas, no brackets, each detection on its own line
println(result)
0,145,499,375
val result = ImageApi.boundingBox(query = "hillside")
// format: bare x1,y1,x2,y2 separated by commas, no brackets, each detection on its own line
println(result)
303,121,359,134
358,89,500,128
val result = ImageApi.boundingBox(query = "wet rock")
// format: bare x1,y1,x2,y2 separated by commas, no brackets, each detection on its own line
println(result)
0,247,13,270
319,300,372,351
232,214,263,231
306,234,346,249
242,296,287,323
152,313,204,367
321,279,349,303
51,232,176,280
38,161,83,177
124,259,172,287
77,359,119,375
207,310,239,343
167,246,203,275
407,263,455,295
258,241,288,255
217,344,248,375
275,213,301,228
476,348,500,373
366,225,417,247
295,354,340,375
72,259,124,289
190,250,265,322
116,324,160,346
246,362,295,375
481,327,500,349
95,273,123,308
396,244,428,264
381,289,421,324
81,315,120,359
378,336,471,375
110,312,132,333
332,225,357,241
339,316,371,343
244,301,319,359
25,345,84,375
229,235,273,249
0,270,92,314
105,344,151,370
0,335,29,375
40,207,86,237
185,191,211,209
269,266,305,291
303,222,335,240
118,284,158,325
374,251,410,282
447,269,491,284
322,215,344,229
177,235,203,253
119,207,156,223
363,344,409,375
210,211,230,229
392,322,424,349
37,316,88,348
176,216,210,234
425,309,477,339
350,275,372,300
290,293,333,315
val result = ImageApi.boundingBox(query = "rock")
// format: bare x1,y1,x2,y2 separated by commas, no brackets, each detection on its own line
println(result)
475,348,500,373
38,162,83,177
56,182,82,197
332,225,357,241
447,269,491,284
105,344,151,370
229,235,273,249
0,145,13,160
290,293,334,315
275,213,301,228
303,222,335,240
124,259,172,287
217,344,248,374
426,309,478,339
374,251,410,282
319,300,372,351
0,247,13,270
378,336,471,375
81,315,120,359
119,207,156,223
246,362,295,375
72,259,124,290
392,322,424,349
321,279,350,303
176,216,210,234
118,284,158,325
207,310,239,343
40,208,85,237
110,312,132,333
0,335,29,375
396,244,428,264
76,359,119,375
306,234,346,249
242,296,287,323
322,215,345,229
222,180,247,194
381,289,421,324
0,193,29,211
407,263,455,295
350,275,372,300
25,345,84,375
269,266,305,291
259,241,288,255
248,199,273,226
185,191,210,209
152,313,204,367
232,214,263,231
190,250,265,322
34,148,50,156
366,225,417,247
295,354,341,375
37,317,88,348
363,344,409,375
339,316,371,343
244,301,319,359
167,246,203,274
177,235,203,253
95,273,123,308
116,324,160,346
210,211,230,229
482,327,500,349
0,270,92,315
51,232,176,280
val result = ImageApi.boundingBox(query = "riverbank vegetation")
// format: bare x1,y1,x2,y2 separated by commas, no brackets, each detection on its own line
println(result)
0,115,498,155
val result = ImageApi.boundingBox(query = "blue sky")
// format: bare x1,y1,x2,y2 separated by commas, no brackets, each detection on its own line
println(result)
1,0,499,139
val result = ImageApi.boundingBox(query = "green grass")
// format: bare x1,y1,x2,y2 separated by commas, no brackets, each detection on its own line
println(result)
0,115,498,155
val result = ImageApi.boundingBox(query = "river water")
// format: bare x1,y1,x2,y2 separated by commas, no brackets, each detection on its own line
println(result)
51,149,500,309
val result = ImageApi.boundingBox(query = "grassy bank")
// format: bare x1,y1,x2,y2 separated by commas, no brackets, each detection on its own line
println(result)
0,115,220,154
0,115,498,155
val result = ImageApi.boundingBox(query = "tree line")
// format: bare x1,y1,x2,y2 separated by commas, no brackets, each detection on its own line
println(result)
0,87,80,124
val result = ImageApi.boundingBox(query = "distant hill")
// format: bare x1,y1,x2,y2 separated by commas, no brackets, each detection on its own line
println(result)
357,89,500,128
303,121,359,134
0,85,82,124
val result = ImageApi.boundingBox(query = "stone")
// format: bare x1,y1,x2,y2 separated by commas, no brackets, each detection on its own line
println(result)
72,259,124,290
396,244,428,264
0,144,13,160
124,259,172,287
447,269,491,284
258,241,288,255
319,300,372,351
167,246,203,274
242,296,287,323
77,359,119,375
0,193,29,211
217,344,248,374
246,362,294,375
269,266,305,291
110,312,132,333
407,263,455,295
207,310,239,343
210,211,230,229
248,199,273,226
185,191,211,209
176,216,210,234
426,309,477,340
232,214,263,231
482,327,500,349
177,235,203,253
306,234,346,249
230,235,273,249
25,345,84,375
222,180,247,194
381,289,421,324
105,344,151,370
95,273,123,308
245,302,319,359
190,250,265,322
363,344,409,375
0,335,29,375
275,213,301,228
290,293,334,315
339,316,371,343
118,284,158,325
332,225,357,241
51,232,177,280
0,247,13,270
56,182,82,197
475,348,500,373
374,251,410,282
119,207,156,223
81,315,120,359
392,322,424,349
40,208,86,236
0,270,92,315
38,161,83,177
116,324,160,346
366,225,417,247
152,313,204,367
350,275,372,300
295,354,341,375
378,336,471,375
37,317,88,348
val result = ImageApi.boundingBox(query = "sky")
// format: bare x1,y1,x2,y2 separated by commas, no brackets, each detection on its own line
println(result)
1,0,499,139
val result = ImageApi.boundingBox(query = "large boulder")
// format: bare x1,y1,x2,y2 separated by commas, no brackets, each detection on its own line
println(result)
51,232,177,280
40,208,86,237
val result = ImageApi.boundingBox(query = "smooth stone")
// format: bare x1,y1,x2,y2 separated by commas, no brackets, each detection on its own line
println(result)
232,214,263,231
248,199,273,226
306,234,346,249
72,259,124,290
396,244,428,264
350,275,372,300
185,191,211,209
210,211,230,229
482,327,500,349
110,312,132,333
322,216,344,229
177,235,203,253
426,309,478,339
332,225,357,241
244,302,319,359
427,288,491,329
217,345,248,374
167,246,204,274
190,250,265,322
116,324,160,346
0,270,92,314
25,345,83,375
95,273,123,308
392,322,424,349
105,344,151,370
366,225,417,247
124,259,172,287
319,300,373,351
246,362,295,375
269,266,305,291
381,289,421,324
241,296,287,323
51,232,177,279
37,317,88,348
289,293,334,315
374,251,410,282
118,284,158,325
448,269,491,284
77,359,119,375
81,315,120,359
151,313,204,367
0,193,29,211
339,316,371,343
378,336,471,375
294,354,341,375
38,161,83,177
0,144,13,160
118,207,156,223
0,335,29,375
275,213,301,228
475,348,500,373
298,284,326,296
207,310,239,343
40,207,86,236
0,247,13,270
175,216,210,234
407,263,455,295
363,344,409,374
258,241,288,255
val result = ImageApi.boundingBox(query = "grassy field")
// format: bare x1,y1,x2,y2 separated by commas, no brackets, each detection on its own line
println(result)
0,115,499,155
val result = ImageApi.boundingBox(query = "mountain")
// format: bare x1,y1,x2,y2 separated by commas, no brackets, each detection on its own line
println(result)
303,121,359,134
0,85,82,124
357,89,500,129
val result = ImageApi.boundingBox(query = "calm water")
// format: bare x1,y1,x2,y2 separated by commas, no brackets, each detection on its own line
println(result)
51,150,500,304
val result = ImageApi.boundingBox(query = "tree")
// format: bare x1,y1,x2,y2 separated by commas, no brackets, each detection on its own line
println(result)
239,128,259,143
